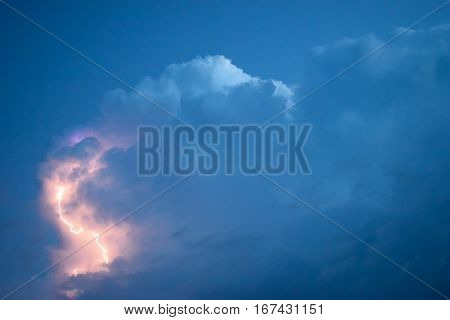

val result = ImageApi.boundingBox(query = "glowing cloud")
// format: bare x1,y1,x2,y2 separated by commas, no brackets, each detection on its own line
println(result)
40,135,135,297
38,55,296,298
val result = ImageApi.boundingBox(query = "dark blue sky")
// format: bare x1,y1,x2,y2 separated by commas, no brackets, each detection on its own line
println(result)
0,0,449,299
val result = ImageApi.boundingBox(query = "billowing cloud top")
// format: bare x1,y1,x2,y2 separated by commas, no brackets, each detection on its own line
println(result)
97,55,294,145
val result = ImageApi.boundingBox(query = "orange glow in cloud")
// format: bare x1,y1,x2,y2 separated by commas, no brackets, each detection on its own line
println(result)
40,136,136,296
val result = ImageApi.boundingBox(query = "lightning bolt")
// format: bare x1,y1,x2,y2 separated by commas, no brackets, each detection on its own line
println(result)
56,186,110,271
57,187,84,235
93,232,109,265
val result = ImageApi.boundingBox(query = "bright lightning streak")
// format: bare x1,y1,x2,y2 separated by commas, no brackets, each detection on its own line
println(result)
57,187,84,235
56,186,110,266
93,232,109,265
42,137,134,298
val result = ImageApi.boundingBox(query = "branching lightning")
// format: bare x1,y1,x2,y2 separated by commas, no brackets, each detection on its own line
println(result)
41,135,134,298
56,186,110,269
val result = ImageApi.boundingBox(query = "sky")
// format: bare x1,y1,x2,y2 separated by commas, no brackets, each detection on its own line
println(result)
0,0,449,299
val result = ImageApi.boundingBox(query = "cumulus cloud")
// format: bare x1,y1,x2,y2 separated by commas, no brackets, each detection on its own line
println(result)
39,55,296,297
40,24,450,299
